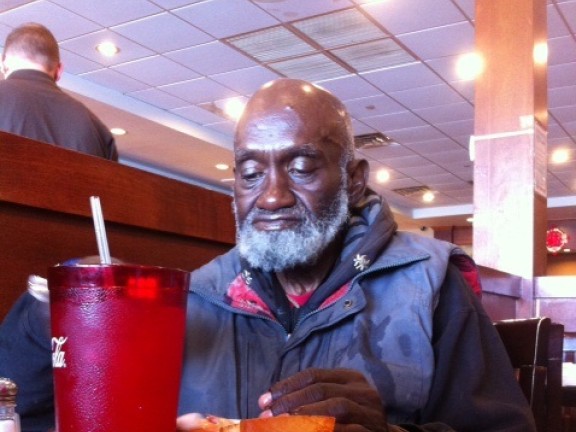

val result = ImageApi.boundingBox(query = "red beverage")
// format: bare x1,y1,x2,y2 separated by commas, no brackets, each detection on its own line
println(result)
48,264,189,432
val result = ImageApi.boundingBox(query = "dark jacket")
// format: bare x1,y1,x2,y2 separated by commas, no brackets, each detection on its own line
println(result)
0,69,118,160
179,194,535,431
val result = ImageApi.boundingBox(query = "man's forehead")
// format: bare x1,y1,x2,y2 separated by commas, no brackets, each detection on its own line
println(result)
239,116,301,152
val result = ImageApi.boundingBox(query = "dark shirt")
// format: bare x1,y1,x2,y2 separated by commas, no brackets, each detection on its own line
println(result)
0,69,118,160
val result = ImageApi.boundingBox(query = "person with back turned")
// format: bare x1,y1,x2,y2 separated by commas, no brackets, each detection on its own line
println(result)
0,22,118,160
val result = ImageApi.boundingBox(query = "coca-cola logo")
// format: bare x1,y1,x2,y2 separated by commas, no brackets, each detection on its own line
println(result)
51,336,68,368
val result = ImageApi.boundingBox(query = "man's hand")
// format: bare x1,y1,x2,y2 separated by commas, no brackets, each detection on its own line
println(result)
257,368,389,432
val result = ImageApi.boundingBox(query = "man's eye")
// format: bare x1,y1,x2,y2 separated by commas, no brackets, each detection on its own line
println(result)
239,169,262,184
289,158,314,176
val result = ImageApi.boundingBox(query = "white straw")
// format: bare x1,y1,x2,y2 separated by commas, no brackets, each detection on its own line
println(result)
90,196,112,265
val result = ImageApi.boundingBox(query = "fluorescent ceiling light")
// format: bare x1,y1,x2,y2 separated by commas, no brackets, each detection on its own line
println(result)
269,53,351,81
292,8,387,49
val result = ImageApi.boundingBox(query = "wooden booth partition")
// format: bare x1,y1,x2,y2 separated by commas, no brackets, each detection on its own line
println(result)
0,131,236,320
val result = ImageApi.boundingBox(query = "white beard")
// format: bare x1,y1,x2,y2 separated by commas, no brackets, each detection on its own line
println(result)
235,186,349,272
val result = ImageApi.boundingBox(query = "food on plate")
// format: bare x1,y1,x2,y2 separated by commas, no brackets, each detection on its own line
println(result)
235,415,335,432
182,414,335,432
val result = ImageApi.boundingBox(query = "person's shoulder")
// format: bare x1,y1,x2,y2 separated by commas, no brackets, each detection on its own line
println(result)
191,248,241,289
393,230,458,255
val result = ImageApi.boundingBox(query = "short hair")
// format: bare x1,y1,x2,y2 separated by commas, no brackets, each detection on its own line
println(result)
2,23,60,72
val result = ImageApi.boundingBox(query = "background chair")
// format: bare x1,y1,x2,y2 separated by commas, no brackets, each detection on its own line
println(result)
494,317,564,432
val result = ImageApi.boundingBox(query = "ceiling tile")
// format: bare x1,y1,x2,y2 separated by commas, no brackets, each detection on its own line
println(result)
547,4,571,38
399,164,447,177
414,102,474,124
390,83,466,110
550,104,576,124
549,85,576,108
51,0,163,27
160,77,238,104
404,138,465,156
80,68,149,93
0,0,101,40
251,0,354,22
387,125,449,144
358,143,416,160
59,29,155,66
548,36,576,66
417,172,463,186
382,177,422,191
171,105,226,125
556,1,576,34
436,119,474,138
449,80,475,102
316,75,380,101
350,119,376,136
363,111,427,132
128,88,190,110
60,49,103,74
359,145,418,164
173,0,279,38
211,66,280,94
452,0,475,19
113,55,199,86
0,0,36,13
425,55,466,83
345,94,406,118
361,0,466,35
384,154,431,169
205,121,236,136
549,62,576,89
397,21,474,60
166,41,258,75
426,148,470,166
361,62,443,92
148,0,205,9
112,12,213,53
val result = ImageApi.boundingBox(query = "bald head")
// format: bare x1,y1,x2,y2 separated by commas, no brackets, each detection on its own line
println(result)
235,78,354,161
2,22,61,79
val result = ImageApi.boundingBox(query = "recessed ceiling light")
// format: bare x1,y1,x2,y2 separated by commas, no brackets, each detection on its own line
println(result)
466,217,474,223
375,168,390,183
551,148,569,164
96,41,120,57
456,52,484,81
215,163,229,171
422,191,435,203
110,127,126,136
222,99,245,121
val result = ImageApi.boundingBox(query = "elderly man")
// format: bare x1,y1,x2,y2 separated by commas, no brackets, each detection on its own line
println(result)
176,79,535,432
0,78,534,432
0,23,118,160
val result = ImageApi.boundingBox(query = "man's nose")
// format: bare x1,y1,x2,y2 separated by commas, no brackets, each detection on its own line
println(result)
256,172,296,211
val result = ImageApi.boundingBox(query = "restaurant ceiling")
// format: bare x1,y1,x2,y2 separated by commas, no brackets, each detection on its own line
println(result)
1,0,575,227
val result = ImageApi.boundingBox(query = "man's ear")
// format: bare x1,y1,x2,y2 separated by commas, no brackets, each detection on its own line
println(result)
53,62,63,82
347,158,369,206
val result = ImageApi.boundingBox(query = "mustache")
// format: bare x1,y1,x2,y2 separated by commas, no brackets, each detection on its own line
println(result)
244,201,311,223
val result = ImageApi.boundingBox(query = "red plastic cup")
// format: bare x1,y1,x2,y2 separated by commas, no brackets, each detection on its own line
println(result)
48,264,189,432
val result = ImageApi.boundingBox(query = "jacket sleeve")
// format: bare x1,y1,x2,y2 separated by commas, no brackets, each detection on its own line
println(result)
397,264,537,432
0,292,55,432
